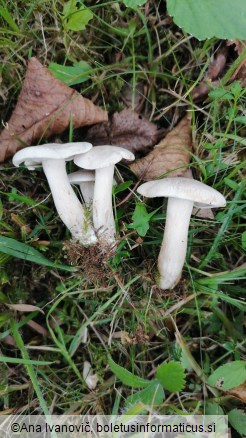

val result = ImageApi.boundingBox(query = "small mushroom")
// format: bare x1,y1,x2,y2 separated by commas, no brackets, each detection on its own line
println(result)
68,170,95,206
83,361,99,390
12,142,97,245
74,145,135,247
68,170,117,207
137,177,226,290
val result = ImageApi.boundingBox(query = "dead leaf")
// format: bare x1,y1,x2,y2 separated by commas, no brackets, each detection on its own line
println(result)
227,40,246,85
26,320,48,337
129,114,192,180
225,382,246,403
1,335,16,347
192,46,228,100
0,57,108,163
85,108,160,154
121,82,145,112
6,303,44,314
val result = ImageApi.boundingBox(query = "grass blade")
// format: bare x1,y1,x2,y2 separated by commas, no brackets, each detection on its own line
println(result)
0,236,74,271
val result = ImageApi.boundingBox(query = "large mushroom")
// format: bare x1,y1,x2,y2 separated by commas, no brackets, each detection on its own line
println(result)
74,145,135,248
137,177,226,290
12,142,97,245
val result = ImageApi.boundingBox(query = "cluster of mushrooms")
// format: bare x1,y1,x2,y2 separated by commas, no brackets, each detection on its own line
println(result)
12,142,226,290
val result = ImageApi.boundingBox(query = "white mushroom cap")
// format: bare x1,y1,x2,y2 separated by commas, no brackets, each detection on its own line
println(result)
137,177,226,208
13,142,92,169
74,145,135,168
68,170,118,186
12,141,96,245
68,170,95,184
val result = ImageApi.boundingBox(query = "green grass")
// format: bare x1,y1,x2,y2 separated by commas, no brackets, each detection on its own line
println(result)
0,0,245,433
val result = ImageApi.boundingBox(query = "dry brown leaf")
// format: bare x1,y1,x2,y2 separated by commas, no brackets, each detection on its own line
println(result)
85,108,160,154
227,40,246,85
6,303,44,314
129,114,192,180
225,382,246,403
192,46,228,100
0,57,108,163
27,320,48,337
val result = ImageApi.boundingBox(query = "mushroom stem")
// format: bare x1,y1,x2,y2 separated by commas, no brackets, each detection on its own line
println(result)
93,165,115,245
158,197,194,289
79,181,95,206
42,159,97,245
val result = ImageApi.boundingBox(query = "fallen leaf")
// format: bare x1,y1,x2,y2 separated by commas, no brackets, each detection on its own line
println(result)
192,46,228,100
121,82,145,112
1,335,16,347
26,320,49,337
85,108,160,154
226,382,246,403
0,57,108,163
227,40,246,85
129,114,192,180
6,303,44,314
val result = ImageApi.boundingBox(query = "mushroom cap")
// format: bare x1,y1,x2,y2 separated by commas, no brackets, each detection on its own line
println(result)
74,145,135,169
68,170,95,184
12,142,92,169
137,177,226,208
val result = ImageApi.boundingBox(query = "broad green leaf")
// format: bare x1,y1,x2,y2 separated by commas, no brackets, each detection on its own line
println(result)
65,8,93,31
208,88,233,101
108,356,150,388
128,203,158,237
126,382,165,407
122,0,147,9
156,361,185,392
166,0,246,40
228,409,246,436
0,237,74,271
207,361,246,390
63,0,76,17
205,402,224,416
48,61,91,86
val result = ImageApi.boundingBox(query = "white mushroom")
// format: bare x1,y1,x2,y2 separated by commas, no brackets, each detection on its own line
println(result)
74,145,135,247
68,170,117,207
12,142,97,245
68,170,95,206
83,361,99,390
137,177,226,290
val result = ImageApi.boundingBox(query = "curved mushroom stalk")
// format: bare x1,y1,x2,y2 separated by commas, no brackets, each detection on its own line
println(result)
42,159,97,245
158,198,193,289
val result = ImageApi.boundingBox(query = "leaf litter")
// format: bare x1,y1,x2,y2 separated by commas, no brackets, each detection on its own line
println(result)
129,114,192,179
85,108,161,154
192,46,228,100
0,57,108,163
